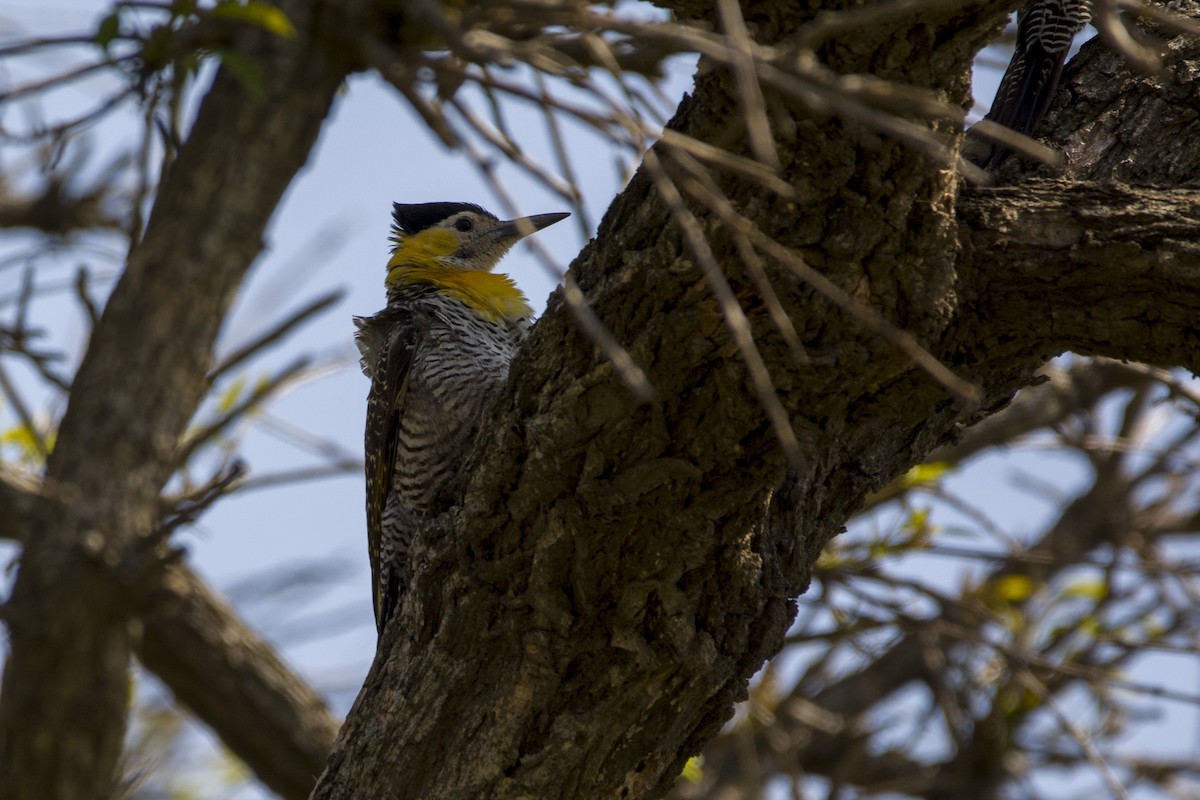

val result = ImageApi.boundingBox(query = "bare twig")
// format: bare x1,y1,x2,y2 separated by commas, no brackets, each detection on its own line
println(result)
1014,668,1132,800
717,0,781,170
209,289,344,384
0,361,50,459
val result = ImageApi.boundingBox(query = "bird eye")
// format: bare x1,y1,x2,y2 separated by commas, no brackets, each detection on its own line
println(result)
454,217,474,232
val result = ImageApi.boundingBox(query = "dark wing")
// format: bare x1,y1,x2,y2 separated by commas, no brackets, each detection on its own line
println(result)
360,311,416,633
972,0,1091,167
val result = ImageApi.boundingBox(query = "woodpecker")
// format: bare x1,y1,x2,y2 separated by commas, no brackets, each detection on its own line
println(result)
971,0,1092,167
355,201,569,638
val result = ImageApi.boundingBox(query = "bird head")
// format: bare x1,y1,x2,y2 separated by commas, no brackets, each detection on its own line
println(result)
386,202,569,277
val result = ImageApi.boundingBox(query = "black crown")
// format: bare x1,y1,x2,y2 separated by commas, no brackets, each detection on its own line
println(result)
391,202,495,235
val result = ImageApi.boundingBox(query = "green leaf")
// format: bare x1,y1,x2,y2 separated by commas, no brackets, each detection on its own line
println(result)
1077,615,1103,639
990,574,1035,604
1061,579,1107,601
95,12,121,50
1141,618,1167,639
866,461,952,507
999,685,1042,715
816,548,849,569
215,375,247,414
680,756,703,783
902,461,951,488
1,422,54,463
901,507,935,543
211,1,297,38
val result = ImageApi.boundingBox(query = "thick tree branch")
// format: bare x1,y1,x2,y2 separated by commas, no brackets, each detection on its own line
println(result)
139,565,340,800
949,2,1200,374
956,181,1200,372
988,3,1200,185
312,0,1200,797
0,2,353,795
0,470,339,799
0,178,122,233
670,13,1200,793
0,470,39,534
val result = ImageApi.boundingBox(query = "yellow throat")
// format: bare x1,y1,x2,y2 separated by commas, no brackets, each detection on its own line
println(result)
386,230,531,323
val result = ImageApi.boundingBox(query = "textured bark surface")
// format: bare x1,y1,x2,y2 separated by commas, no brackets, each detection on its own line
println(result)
670,385,1152,797
0,3,352,797
957,182,1200,371
313,2,1030,799
312,3,1200,800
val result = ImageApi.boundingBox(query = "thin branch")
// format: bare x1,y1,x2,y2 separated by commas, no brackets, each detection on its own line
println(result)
445,96,578,200
0,56,135,104
73,265,101,328
660,140,980,408
662,146,807,364
533,70,591,234
0,34,102,58
208,289,344,383
0,361,50,459
236,462,361,493
717,0,781,170
1093,0,1163,74
1014,668,1132,800
180,357,339,466
156,460,246,538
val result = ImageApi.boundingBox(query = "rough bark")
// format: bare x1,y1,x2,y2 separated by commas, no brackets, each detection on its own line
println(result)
0,3,351,796
313,1,1022,798
312,3,1200,800
956,9,1200,374
989,3,1200,185
956,182,1200,372
321,11,1200,797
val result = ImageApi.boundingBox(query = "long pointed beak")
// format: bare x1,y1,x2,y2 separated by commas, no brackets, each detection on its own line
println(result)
493,211,570,243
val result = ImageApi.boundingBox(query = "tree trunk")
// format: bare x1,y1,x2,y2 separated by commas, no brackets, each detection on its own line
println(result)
0,3,352,796
314,1,1200,798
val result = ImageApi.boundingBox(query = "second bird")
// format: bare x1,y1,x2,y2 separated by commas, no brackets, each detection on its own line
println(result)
355,201,569,639
971,0,1091,167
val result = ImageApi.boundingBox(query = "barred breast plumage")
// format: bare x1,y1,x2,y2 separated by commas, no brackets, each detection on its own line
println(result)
355,287,529,637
